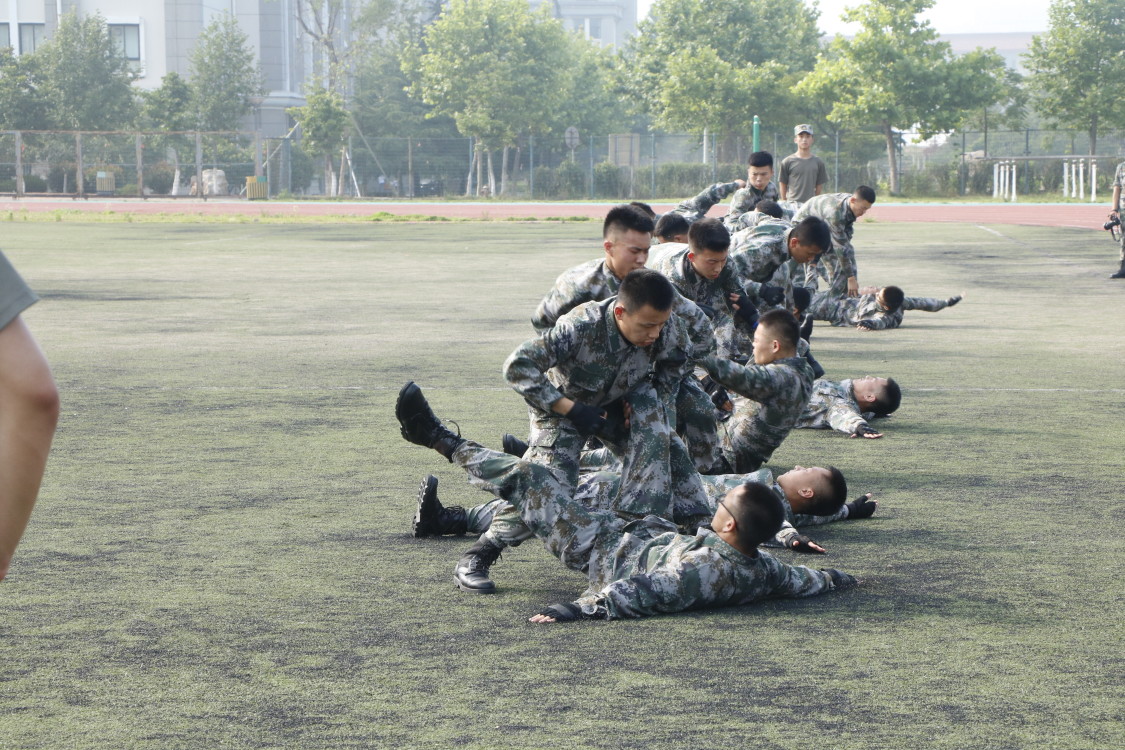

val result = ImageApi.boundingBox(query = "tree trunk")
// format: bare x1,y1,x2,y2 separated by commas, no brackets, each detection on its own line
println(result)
499,145,509,196
476,140,484,196
884,124,899,195
486,149,496,197
465,145,476,196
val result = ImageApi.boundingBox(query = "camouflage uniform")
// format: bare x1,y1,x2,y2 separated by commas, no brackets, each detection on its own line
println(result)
807,292,954,330
793,193,858,297
532,258,621,332
703,354,816,473
725,181,780,226
671,181,743,223
502,296,709,537
1112,163,1125,262
795,378,875,436
451,440,845,619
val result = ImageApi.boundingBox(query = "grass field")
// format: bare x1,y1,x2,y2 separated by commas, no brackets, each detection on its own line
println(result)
0,219,1122,749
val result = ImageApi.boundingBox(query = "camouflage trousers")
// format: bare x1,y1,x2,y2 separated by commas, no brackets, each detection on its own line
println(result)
483,381,708,547
454,440,675,591
677,376,723,474
805,255,850,297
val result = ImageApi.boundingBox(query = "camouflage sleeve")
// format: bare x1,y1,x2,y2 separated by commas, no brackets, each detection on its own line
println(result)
726,188,753,218
700,356,784,403
791,507,849,526
584,558,713,619
856,311,896,331
900,296,947,312
502,321,577,412
677,181,742,218
531,285,596,332
760,556,839,599
825,394,868,435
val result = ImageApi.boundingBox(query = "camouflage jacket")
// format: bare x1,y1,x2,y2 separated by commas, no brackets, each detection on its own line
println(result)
725,181,780,223
1114,163,1125,208
672,181,742,223
649,242,745,315
577,526,839,619
796,378,873,435
505,297,694,415
531,258,621,332
703,354,816,472
793,193,857,289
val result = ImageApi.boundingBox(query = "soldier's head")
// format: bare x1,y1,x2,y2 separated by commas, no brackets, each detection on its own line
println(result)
852,376,901,416
712,481,786,555
687,218,730,280
788,216,831,264
877,285,905,312
614,269,674,348
747,151,774,189
792,286,812,318
777,465,848,516
654,212,690,244
752,308,800,365
603,205,655,279
793,124,814,153
755,199,783,219
849,186,876,218
629,201,656,219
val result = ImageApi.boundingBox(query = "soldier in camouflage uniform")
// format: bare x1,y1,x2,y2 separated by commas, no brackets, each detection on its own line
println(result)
793,186,876,298
725,151,780,227
394,389,858,621
667,179,746,224
458,270,709,594
725,198,792,233
795,376,902,439
807,285,963,330
1108,162,1125,278
701,310,816,473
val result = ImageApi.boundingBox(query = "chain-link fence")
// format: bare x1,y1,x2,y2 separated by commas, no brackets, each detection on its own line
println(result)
6,128,1125,201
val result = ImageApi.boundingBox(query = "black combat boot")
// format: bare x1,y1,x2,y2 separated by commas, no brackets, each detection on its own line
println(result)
396,381,465,460
1111,260,1125,279
453,537,504,593
501,433,529,457
412,475,468,538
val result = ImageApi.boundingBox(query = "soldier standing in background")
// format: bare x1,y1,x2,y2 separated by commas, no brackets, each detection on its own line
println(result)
778,124,827,204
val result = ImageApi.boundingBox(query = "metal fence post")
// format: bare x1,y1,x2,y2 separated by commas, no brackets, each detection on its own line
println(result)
14,131,22,198
834,130,840,192
195,132,204,201
529,134,534,199
650,134,656,198
76,132,84,198
588,135,594,200
136,134,144,198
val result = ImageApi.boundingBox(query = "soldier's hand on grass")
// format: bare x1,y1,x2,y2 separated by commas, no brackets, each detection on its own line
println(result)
529,602,605,624
789,533,827,554
856,320,877,332
947,293,963,307
845,493,878,519
850,424,883,439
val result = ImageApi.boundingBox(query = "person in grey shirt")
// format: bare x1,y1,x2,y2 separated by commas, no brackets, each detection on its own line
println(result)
778,124,828,203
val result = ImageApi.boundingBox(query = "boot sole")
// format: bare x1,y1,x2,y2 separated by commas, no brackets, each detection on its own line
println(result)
454,576,497,594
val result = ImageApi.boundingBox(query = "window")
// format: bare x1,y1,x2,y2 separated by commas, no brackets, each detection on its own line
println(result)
19,24,44,54
109,24,141,61
587,18,602,40
0,24,10,50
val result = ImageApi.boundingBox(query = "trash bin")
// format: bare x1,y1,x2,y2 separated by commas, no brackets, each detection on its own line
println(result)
246,175,268,200
96,171,116,195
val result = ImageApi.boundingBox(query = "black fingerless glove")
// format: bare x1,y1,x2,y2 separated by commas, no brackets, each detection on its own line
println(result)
845,494,877,519
566,402,606,436
758,283,785,306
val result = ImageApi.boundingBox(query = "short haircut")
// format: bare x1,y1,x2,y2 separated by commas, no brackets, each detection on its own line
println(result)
604,204,655,239
755,199,783,218
881,285,905,312
629,201,656,219
804,467,848,516
748,151,774,168
758,308,799,350
688,217,730,254
728,482,785,551
871,378,902,416
792,216,832,253
655,212,690,241
618,268,674,313
855,185,877,204
791,286,811,315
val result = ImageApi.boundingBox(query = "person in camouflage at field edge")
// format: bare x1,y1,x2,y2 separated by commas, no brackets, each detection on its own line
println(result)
795,376,902,439
807,285,963,331
701,310,816,473
793,186,876,298
452,270,709,594
394,384,858,622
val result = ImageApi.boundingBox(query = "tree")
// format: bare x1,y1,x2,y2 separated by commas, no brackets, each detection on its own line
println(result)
288,85,351,195
1024,0,1125,155
409,0,571,195
0,48,50,130
138,72,196,194
189,13,262,131
795,0,1009,194
36,10,137,130
618,0,821,148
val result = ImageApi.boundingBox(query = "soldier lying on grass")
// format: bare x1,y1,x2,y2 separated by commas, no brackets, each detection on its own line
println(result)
806,285,963,331
795,376,902,439
395,381,859,622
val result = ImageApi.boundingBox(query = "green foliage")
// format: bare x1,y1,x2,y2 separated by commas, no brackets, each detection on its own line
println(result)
796,0,1009,192
619,0,820,131
139,72,194,132
289,86,350,164
1024,0,1125,152
189,13,262,131
143,161,176,194
0,47,50,130
35,10,138,130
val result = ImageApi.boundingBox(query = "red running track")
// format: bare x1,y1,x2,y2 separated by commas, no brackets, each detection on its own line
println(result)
0,197,1110,228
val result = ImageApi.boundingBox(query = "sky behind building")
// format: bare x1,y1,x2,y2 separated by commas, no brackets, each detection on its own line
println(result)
635,0,1052,35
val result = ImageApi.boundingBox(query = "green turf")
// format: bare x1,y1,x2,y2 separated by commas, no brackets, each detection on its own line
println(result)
0,220,1122,749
